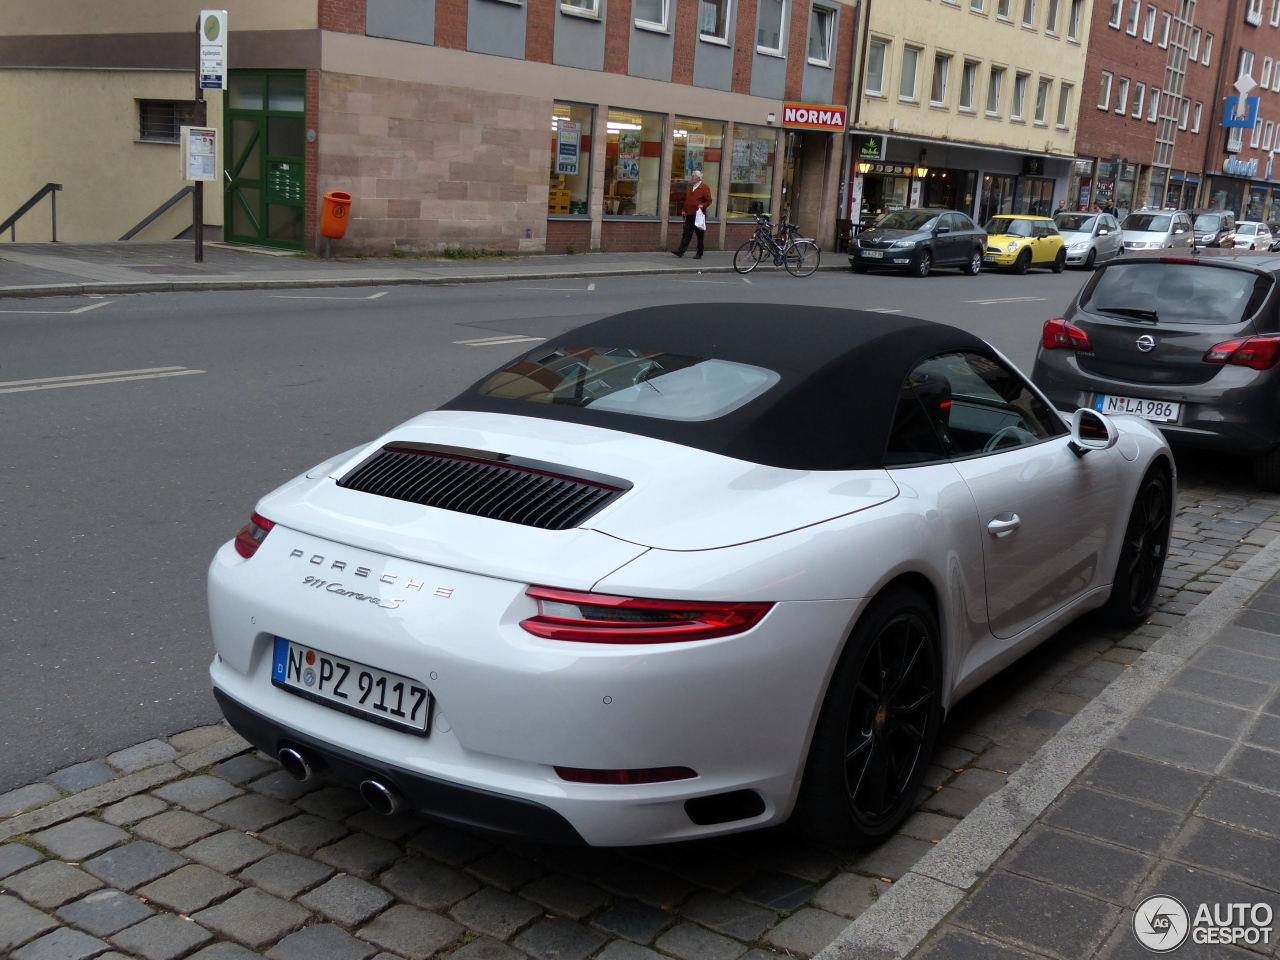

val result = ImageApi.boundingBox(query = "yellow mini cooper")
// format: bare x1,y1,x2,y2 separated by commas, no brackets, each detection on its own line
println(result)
982,215,1066,274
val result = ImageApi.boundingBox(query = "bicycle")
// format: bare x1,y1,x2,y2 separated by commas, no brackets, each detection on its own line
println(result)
733,214,821,277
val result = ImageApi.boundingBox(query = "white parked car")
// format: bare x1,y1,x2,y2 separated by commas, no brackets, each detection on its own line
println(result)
1231,221,1274,250
1121,210,1194,251
207,306,1174,848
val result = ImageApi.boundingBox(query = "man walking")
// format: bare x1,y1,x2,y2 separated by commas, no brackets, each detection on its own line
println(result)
672,169,713,259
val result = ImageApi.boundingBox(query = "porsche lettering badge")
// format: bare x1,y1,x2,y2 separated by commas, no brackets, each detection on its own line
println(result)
287,549,453,603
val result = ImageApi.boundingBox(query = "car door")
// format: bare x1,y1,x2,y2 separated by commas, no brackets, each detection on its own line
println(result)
1173,214,1193,248
905,351,1120,639
934,214,961,264
1102,216,1123,258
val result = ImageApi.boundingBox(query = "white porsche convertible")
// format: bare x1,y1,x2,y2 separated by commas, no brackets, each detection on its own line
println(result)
208,305,1173,848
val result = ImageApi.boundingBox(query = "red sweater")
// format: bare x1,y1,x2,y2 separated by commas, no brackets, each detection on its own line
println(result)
683,180,712,215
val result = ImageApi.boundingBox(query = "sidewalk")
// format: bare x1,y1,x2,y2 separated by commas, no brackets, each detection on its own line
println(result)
0,241,809,298
821,533,1280,960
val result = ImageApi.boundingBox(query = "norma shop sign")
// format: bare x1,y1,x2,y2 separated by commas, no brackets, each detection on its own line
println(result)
782,103,848,131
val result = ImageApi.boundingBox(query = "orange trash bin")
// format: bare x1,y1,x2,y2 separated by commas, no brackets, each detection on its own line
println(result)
320,191,352,239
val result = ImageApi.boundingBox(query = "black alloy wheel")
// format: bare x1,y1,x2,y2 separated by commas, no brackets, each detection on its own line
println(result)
912,250,932,278
797,589,942,847
1102,465,1172,627
1084,248,1097,270
1011,248,1032,275
963,249,982,275
1052,248,1067,273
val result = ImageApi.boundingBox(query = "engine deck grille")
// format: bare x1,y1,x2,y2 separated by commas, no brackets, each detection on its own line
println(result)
337,443,629,531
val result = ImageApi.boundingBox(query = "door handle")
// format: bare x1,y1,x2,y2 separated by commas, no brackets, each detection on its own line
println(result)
987,513,1021,537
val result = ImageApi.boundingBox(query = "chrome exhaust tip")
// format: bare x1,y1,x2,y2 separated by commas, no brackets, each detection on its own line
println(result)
359,779,404,816
277,747,314,782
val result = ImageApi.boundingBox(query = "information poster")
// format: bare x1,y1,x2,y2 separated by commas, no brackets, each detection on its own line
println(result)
684,132,706,178
749,140,769,184
199,10,228,90
616,130,640,182
556,121,580,176
181,126,218,181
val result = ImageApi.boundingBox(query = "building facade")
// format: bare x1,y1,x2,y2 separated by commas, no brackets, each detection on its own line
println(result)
845,0,1092,229
0,0,856,253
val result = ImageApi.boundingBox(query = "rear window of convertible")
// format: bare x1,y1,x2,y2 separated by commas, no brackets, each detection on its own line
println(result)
1082,263,1273,325
477,347,780,422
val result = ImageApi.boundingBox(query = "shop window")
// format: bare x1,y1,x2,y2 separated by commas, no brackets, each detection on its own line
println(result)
1012,71,1028,118
931,54,951,105
1108,0,1121,27
603,109,665,217
979,173,1017,221
1098,71,1113,109
757,0,787,54
634,0,668,28
1126,0,1139,35
138,100,196,142
699,0,731,41
986,66,1004,114
1068,0,1083,37
1147,87,1160,121
550,102,594,217
859,170,911,225
560,0,600,17
1018,177,1054,216
1193,101,1204,133
866,39,888,95
807,5,835,65
1114,76,1130,114
669,118,724,218
1132,82,1146,118
1142,4,1156,41
727,123,777,219
1158,12,1170,47
1045,0,1059,33
959,60,979,111
901,47,921,100
1022,0,1035,26
1057,83,1073,126
998,0,1013,17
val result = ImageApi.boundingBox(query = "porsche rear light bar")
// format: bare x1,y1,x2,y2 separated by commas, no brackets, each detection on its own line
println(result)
1041,317,1092,351
1160,256,1200,265
521,586,772,643
555,766,697,784
234,513,275,559
1204,334,1280,370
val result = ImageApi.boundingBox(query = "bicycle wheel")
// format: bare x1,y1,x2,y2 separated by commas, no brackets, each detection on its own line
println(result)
784,240,821,277
734,239,765,274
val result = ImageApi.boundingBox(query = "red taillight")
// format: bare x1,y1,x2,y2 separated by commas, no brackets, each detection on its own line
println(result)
234,512,275,559
520,586,772,644
555,766,697,784
1042,317,1093,351
1204,334,1280,370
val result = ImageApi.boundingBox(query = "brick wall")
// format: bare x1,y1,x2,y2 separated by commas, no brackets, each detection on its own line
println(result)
671,0,698,85
527,0,555,63
723,221,756,248
731,0,754,93
831,3,855,105
319,0,366,34
783,0,808,101
305,70,320,250
546,219,592,252
600,219,663,249
318,72,550,254
1174,0,1229,173
436,0,469,49
604,0,632,74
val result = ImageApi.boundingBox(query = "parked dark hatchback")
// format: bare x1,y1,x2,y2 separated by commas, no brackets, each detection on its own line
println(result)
1184,209,1237,247
849,208,987,278
1031,252,1280,487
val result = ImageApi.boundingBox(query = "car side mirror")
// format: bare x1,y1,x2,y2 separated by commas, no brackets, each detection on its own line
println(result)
936,225,951,234
1174,228,1186,234
1070,408,1118,457
1098,228,1109,235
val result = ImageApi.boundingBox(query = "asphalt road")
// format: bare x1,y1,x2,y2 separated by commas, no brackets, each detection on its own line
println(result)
0,265,1174,790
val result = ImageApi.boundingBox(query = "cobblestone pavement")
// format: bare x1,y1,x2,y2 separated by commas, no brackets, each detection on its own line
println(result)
4,464,1278,960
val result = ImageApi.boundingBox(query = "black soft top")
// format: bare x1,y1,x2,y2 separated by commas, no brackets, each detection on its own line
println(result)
442,303,990,471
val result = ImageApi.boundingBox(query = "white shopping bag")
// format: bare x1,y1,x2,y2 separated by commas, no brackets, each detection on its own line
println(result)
694,208,706,230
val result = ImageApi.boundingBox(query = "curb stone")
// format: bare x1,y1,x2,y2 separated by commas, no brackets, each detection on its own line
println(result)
813,532,1280,960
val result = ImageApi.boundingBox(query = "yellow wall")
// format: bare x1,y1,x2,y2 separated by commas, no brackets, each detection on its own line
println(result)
0,70,223,242
856,0,1092,156
1,0,316,35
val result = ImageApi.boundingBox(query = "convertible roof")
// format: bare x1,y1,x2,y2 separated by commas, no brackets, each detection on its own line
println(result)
442,303,990,471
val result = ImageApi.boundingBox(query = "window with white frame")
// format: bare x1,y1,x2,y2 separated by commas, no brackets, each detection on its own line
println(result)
1193,101,1204,132
970,0,985,11
1228,126,1244,152
1253,114,1264,147
998,0,1013,17
1109,0,1122,26
987,65,1005,113
960,60,979,110
1158,12,1170,47
1272,0,1280,25
1069,0,1084,37
901,46,921,99
1189,27,1201,59
1179,97,1190,130
865,39,888,95
1273,67,1280,91
756,0,786,53
1265,57,1274,87
1098,70,1114,108
1035,77,1051,121
1148,86,1160,120
1126,0,1140,34
1203,33,1213,66
931,53,951,105
1143,3,1156,40
1246,0,1264,26
807,4,835,65
1115,76,1131,113
1265,119,1274,149
1013,71,1028,117
633,0,668,29
1240,48,1256,82
561,0,600,17
699,0,731,39
1046,0,1060,32
1056,83,1072,125
1133,81,1146,117
1023,0,1036,26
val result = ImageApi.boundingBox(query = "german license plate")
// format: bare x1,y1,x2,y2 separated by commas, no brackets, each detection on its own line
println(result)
861,250,883,258
272,638,431,734
1094,394,1181,423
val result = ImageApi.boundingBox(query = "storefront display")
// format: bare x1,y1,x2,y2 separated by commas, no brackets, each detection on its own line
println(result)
603,109,665,216
1068,159,1092,211
856,161,913,226
727,123,777,219
1249,186,1267,221
921,168,977,215
978,173,1016,223
1147,167,1167,210
1208,177,1246,217
1112,163,1136,217
549,102,593,216
669,118,724,218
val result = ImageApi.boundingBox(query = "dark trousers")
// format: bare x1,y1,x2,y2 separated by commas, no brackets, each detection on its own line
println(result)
676,214,705,256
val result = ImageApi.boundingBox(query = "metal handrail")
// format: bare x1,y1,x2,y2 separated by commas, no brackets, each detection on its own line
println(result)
119,186,195,241
1,183,62,241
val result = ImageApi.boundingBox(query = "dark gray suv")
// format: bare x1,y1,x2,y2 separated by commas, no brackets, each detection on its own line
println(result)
1031,252,1280,487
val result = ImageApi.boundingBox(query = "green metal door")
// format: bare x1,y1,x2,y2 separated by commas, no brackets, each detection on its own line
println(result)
224,71,306,250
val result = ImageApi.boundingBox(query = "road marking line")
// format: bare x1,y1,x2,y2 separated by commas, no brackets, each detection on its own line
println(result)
269,291,389,300
669,278,731,283
866,308,903,313
453,335,547,346
511,287,584,291
0,366,188,388
965,296,1048,305
587,282,596,291
0,369,205,395
0,301,113,315
741,277,753,284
